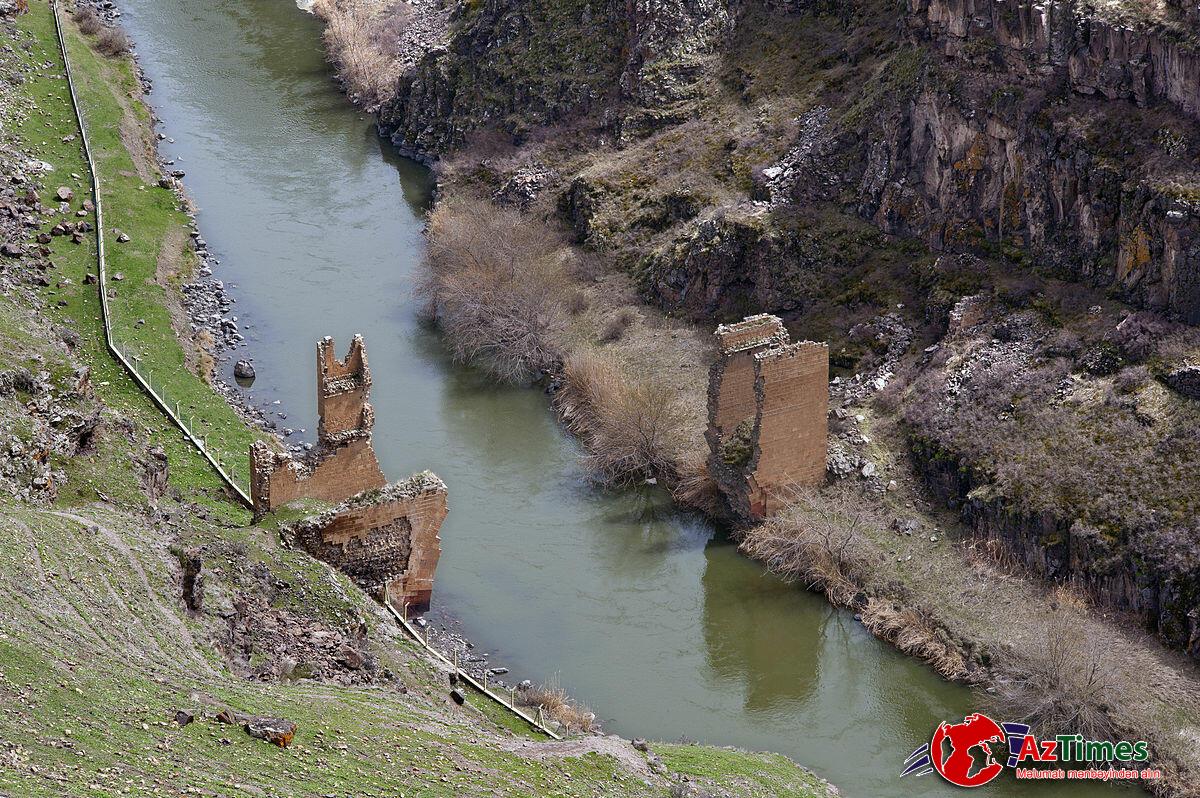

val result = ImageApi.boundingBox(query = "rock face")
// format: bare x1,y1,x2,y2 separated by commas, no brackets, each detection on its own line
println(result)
377,0,733,158
914,438,1200,661
863,0,1200,320
379,0,1200,321
1163,363,1200,399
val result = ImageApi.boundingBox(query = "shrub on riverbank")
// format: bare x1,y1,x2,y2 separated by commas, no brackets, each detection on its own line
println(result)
418,198,568,383
95,26,130,58
991,611,1116,740
555,349,688,486
313,0,403,109
71,6,101,36
741,487,968,680
516,675,596,733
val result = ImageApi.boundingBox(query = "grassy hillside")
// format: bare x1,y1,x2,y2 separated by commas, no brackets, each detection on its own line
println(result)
0,3,839,796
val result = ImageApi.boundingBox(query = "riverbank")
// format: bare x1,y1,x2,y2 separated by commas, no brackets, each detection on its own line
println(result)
0,2,845,795
420,165,1200,796
306,2,1200,793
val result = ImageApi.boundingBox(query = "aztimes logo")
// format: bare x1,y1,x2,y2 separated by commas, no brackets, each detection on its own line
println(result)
901,712,1161,787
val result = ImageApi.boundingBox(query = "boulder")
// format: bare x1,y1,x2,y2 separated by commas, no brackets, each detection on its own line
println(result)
233,360,255,380
55,186,73,202
1164,365,1200,400
243,716,297,748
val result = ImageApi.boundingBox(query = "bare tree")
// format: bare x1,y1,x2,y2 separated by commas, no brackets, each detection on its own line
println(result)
418,198,568,383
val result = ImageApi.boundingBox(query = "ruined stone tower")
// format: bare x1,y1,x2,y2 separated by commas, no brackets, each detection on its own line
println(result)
706,314,829,522
250,335,386,515
250,335,448,609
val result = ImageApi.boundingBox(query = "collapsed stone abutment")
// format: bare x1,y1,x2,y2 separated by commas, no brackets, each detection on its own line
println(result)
706,314,829,523
250,335,448,609
280,473,448,610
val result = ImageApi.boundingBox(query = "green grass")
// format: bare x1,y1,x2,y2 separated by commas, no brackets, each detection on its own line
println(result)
9,0,267,522
655,743,835,798
0,6,848,796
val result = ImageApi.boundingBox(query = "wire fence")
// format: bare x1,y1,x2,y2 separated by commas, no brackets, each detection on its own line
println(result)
50,0,578,743
384,598,566,740
51,0,253,508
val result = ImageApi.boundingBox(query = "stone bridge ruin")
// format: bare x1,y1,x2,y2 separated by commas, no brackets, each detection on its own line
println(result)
251,335,447,609
706,314,828,522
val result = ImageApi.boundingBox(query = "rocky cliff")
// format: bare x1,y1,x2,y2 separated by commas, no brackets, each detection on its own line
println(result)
871,0,1200,321
378,0,733,159
365,0,1200,664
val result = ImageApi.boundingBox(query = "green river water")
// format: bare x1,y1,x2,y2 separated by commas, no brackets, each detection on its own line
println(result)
114,2,1132,795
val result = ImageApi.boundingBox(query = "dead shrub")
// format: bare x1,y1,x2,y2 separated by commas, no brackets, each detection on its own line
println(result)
516,675,596,733
566,291,589,315
314,1,402,108
859,597,967,680
95,26,131,57
1112,365,1150,395
991,615,1116,740
72,5,102,35
740,486,871,607
418,198,568,383
671,453,722,516
555,350,687,485
598,307,637,343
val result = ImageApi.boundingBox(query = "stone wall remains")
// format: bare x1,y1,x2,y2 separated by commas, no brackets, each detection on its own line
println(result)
250,335,387,516
706,314,828,522
281,473,448,609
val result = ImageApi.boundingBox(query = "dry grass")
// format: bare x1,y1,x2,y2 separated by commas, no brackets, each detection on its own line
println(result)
742,488,970,680
671,453,722,515
313,0,404,109
859,597,968,680
194,329,215,385
95,26,131,58
566,290,589,315
554,349,688,486
418,198,569,383
516,675,596,734
72,5,102,36
991,613,1117,740
598,307,638,343
739,487,867,606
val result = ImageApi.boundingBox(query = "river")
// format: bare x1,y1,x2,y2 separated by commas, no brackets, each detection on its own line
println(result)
114,2,1130,795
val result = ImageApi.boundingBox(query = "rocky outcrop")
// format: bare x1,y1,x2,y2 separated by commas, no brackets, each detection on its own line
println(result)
914,438,1200,661
378,0,733,158
859,0,1200,320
